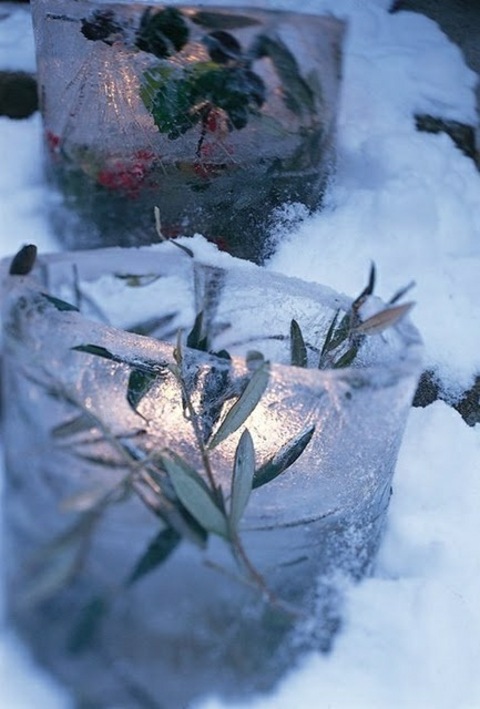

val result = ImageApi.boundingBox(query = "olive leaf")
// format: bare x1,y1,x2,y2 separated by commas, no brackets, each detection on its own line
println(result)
127,369,160,414
126,526,182,587
290,319,308,368
230,429,255,528
60,486,115,513
67,595,109,655
186,311,209,352
253,425,315,489
353,302,415,336
332,346,358,369
21,510,101,606
388,280,416,305
208,361,270,449
41,293,79,312
73,343,167,376
353,262,376,311
72,344,117,361
160,451,229,538
127,312,177,337
52,413,95,439
9,243,37,275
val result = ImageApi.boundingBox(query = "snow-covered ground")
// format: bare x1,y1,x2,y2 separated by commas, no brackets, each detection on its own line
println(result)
0,1,479,707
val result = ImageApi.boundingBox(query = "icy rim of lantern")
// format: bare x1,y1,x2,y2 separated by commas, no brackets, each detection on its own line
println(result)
0,240,423,381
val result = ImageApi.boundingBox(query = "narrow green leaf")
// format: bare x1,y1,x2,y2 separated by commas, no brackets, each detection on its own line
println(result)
319,310,340,364
173,330,183,367
253,425,315,489
21,512,99,606
389,280,416,305
160,452,229,538
67,595,109,655
290,319,308,368
127,369,159,413
230,429,255,528
51,413,95,439
126,526,182,587
22,541,81,606
73,344,164,375
353,302,414,335
324,312,351,355
353,262,376,309
333,346,358,369
41,293,80,312
128,312,177,336
72,344,116,360
209,361,270,449
186,311,209,352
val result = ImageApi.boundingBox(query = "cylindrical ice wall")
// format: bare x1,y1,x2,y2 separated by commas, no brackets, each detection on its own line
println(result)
31,0,345,263
1,245,422,708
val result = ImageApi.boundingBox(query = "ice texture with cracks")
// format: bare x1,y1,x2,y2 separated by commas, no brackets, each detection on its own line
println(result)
0,0,479,707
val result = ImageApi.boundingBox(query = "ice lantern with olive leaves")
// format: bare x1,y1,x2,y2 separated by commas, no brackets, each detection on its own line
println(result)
1,242,422,708
31,0,346,263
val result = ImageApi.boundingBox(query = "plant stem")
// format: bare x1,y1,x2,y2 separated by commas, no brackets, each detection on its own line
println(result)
168,364,221,502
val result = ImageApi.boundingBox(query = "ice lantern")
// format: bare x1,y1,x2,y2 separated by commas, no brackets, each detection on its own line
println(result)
31,0,346,263
1,244,422,708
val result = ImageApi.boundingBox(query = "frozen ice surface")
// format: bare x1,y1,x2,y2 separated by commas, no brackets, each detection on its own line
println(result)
1,243,421,707
0,0,479,708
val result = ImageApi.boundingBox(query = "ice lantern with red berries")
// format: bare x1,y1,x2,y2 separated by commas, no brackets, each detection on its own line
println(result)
32,1,346,263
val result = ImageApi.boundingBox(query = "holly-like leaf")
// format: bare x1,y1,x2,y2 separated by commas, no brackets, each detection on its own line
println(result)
251,34,316,117
230,429,255,528
126,526,182,587
209,361,270,449
141,65,198,139
81,9,122,44
290,319,307,368
192,64,265,129
253,425,315,489
160,452,229,538
136,7,189,58
191,10,260,30
203,30,242,64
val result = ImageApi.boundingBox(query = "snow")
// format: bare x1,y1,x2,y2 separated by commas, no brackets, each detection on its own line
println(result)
0,1,479,708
